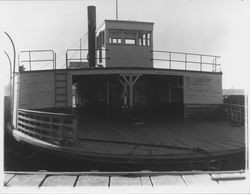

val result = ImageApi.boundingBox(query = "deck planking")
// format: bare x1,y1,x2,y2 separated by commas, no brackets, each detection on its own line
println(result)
5,174,46,187
41,175,77,187
76,120,245,159
150,175,186,186
76,175,109,187
4,171,247,188
181,174,218,185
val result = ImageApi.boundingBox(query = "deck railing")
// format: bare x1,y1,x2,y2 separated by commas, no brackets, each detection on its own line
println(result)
17,109,79,145
66,48,109,68
19,50,56,71
223,103,245,126
18,49,221,73
151,50,221,72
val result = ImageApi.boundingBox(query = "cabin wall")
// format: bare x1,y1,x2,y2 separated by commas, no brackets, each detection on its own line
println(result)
106,45,153,68
183,73,223,120
19,71,55,109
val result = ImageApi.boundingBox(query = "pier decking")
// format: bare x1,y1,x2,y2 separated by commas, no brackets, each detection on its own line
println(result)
3,171,248,192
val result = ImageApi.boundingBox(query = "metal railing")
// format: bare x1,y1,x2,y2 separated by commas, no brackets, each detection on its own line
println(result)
223,103,245,126
151,50,221,72
18,49,221,73
66,48,110,69
66,48,89,68
17,109,79,145
19,50,56,71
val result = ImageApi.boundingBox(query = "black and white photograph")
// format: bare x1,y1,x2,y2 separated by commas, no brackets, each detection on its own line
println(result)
0,0,249,193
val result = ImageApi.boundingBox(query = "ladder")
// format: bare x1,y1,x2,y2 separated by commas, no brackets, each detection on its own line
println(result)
54,70,68,107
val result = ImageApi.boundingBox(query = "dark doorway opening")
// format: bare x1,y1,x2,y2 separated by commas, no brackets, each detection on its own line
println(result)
72,74,183,123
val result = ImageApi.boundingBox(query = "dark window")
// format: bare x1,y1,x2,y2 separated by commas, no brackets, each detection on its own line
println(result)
109,30,122,44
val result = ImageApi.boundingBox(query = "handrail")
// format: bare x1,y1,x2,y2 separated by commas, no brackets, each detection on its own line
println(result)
151,50,221,72
66,48,109,68
18,108,78,117
19,50,55,71
17,109,79,145
223,103,245,126
152,50,221,58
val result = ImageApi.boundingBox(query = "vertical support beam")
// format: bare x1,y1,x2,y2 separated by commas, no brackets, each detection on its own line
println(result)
129,76,133,110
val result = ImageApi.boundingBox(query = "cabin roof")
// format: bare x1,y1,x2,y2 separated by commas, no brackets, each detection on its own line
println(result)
105,19,154,25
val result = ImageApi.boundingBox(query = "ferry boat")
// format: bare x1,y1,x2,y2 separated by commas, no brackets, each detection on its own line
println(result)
7,6,245,169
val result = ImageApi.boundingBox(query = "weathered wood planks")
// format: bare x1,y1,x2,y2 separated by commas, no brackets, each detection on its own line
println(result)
41,175,77,187
5,174,46,187
4,171,247,188
76,175,109,187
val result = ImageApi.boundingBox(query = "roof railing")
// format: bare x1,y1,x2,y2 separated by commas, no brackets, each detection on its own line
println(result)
151,50,221,72
19,50,55,71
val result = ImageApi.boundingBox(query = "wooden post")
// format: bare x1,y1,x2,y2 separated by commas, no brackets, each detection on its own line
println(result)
129,76,133,110
72,117,78,145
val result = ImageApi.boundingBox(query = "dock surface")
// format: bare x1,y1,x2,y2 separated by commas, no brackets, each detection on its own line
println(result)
3,171,249,193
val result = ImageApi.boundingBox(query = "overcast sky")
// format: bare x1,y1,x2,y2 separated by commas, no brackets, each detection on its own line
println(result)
0,0,250,90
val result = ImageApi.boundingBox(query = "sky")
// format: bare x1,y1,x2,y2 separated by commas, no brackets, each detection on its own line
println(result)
0,0,250,90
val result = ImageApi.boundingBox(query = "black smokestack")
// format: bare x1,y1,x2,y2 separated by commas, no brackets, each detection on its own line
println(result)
88,6,96,68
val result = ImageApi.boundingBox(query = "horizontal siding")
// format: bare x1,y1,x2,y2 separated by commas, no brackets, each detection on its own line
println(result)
19,71,55,109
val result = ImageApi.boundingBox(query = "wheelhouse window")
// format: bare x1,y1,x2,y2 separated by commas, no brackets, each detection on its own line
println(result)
138,31,151,46
109,30,122,44
124,31,136,45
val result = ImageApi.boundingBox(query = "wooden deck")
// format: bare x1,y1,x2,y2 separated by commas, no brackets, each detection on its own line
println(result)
3,171,248,193
12,119,245,165
74,120,245,161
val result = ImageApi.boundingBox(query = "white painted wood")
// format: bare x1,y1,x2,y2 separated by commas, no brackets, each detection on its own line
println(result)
4,174,15,185
41,175,77,187
6,174,46,187
76,175,109,187
182,174,218,186
150,175,186,186
110,176,141,186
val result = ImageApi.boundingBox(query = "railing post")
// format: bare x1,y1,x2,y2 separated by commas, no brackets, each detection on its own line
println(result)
66,52,68,69
185,53,187,70
169,52,171,69
80,38,82,62
54,52,56,70
200,55,202,71
29,51,31,70
215,57,217,72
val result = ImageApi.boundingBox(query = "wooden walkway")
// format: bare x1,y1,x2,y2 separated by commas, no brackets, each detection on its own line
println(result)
3,171,248,193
